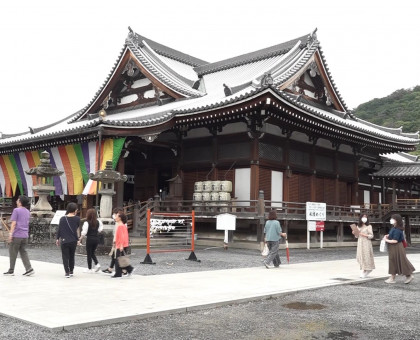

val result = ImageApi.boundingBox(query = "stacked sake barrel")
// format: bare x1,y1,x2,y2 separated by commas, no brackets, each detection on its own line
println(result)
193,180,232,209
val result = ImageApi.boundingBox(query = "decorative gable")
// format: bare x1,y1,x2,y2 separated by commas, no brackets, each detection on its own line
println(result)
85,51,179,118
282,54,345,112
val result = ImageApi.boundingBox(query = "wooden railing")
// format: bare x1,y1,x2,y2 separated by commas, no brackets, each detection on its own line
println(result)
125,198,420,233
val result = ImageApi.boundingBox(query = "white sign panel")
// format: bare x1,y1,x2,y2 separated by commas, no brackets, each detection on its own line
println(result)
50,210,67,225
216,213,236,231
306,202,326,221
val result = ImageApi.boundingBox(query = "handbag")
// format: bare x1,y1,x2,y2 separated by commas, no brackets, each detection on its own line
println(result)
261,243,269,257
402,239,407,248
118,251,130,267
379,239,388,253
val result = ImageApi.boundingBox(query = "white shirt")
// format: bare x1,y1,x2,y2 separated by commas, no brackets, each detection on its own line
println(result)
81,220,104,236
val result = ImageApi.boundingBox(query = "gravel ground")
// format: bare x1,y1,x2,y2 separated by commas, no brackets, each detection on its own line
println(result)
0,244,419,340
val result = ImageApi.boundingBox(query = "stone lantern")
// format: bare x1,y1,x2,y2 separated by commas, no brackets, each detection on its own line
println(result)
89,160,127,219
25,150,63,216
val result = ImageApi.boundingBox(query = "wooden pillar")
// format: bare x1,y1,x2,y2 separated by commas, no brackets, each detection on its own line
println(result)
283,137,290,202
115,156,125,208
370,176,374,206
392,180,396,209
352,153,359,205
334,149,339,205
212,133,218,180
405,216,411,245
250,137,259,200
337,221,344,242
310,144,316,201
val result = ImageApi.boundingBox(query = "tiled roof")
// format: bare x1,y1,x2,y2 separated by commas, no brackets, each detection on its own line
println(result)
194,35,309,76
373,163,420,178
0,28,418,153
381,152,419,163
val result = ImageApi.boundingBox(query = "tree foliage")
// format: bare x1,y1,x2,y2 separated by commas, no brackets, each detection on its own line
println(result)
353,86,420,155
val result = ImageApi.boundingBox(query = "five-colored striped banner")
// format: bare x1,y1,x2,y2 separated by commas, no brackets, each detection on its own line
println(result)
0,138,125,197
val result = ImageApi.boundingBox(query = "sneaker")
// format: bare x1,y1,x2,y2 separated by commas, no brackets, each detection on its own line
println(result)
102,268,113,275
122,272,129,278
65,273,70,278
69,271,74,277
404,275,414,284
23,269,35,276
3,270,14,276
94,263,101,272
111,275,122,279
83,269,94,273
364,270,372,278
384,278,396,284
264,261,274,269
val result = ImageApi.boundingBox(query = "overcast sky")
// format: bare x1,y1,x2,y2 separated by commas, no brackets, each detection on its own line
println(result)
0,0,419,134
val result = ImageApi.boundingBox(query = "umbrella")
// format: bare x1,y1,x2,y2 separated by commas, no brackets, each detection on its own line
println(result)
285,239,290,264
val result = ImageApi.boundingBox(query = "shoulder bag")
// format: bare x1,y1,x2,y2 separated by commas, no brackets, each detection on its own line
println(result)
65,217,79,242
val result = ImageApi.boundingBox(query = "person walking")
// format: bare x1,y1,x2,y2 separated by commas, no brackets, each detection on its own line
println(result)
111,211,134,278
56,202,80,278
352,214,375,278
263,210,287,269
383,214,415,284
79,208,103,273
3,195,34,277
102,207,123,275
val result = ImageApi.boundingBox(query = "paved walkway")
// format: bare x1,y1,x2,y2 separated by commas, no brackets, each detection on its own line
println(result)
0,254,419,331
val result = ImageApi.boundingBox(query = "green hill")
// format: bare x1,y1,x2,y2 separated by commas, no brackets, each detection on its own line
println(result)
353,86,420,154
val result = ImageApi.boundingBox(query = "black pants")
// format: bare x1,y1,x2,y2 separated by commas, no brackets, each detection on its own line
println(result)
114,247,133,277
61,241,77,274
86,237,99,269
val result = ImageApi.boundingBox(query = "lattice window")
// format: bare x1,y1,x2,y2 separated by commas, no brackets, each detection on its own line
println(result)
289,149,310,168
218,142,250,159
184,146,212,162
315,154,334,172
337,159,354,177
259,143,283,162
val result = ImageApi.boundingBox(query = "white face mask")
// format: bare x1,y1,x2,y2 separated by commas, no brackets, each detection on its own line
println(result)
361,217,367,223
112,214,116,221
390,218,395,225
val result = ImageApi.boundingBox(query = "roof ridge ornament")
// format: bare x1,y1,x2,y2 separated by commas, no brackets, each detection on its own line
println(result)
260,72,274,87
307,28,318,47
126,27,143,47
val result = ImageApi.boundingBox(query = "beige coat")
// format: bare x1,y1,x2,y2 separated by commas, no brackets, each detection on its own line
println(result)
356,224,375,270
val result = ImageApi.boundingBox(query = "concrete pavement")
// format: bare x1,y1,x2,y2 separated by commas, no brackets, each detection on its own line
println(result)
0,253,419,331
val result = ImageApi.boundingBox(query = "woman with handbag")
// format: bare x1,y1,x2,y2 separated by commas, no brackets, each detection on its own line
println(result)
263,210,287,269
383,214,415,284
353,214,375,278
55,202,81,278
79,208,103,273
111,211,134,278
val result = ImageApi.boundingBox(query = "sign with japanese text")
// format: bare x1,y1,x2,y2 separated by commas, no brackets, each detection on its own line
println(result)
306,202,326,221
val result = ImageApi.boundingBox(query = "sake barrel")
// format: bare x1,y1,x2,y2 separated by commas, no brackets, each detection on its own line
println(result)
212,180,221,192
218,191,231,201
202,181,212,192
210,192,219,206
193,192,203,201
201,192,211,201
194,181,203,192
220,180,232,192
